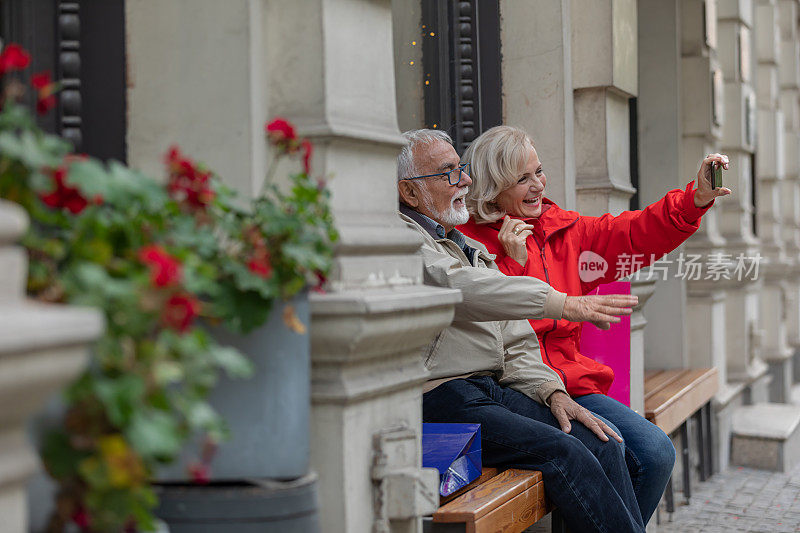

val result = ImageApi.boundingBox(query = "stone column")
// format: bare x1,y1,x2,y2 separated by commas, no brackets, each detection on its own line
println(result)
678,0,748,470
715,0,767,396
777,1,800,395
267,2,459,533
0,200,103,532
500,0,576,209
755,0,795,402
680,0,733,377
126,2,457,532
572,0,638,216
570,0,655,412
637,0,691,372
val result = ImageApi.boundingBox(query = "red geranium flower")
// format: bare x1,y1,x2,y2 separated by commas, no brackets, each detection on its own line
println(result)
162,293,201,333
0,43,30,75
247,253,273,279
71,506,91,530
301,138,313,175
31,71,57,115
164,146,216,209
312,271,327,294
138,245,182,287
187,462,211,484
265,118,297,145
39,167,89,214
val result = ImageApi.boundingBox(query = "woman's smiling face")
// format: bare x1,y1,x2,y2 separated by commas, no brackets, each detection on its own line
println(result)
494,143,546,219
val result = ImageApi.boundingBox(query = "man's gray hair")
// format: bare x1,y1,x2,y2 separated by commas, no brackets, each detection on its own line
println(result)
397,129,453,181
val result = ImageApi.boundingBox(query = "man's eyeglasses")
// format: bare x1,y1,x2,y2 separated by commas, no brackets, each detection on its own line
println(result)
401,163,470,186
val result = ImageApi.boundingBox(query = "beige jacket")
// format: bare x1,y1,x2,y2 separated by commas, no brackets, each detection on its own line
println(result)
399,209,568,405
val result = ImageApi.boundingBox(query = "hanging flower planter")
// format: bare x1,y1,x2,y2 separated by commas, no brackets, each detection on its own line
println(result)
0,41,336,532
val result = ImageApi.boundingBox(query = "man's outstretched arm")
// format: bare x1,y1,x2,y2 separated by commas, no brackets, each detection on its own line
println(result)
418,237,637,325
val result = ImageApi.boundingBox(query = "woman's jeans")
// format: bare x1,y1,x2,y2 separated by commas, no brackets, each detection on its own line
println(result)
422,376,645,533
573,393,676,524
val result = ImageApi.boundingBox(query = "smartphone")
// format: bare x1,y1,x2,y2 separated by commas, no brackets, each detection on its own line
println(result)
711,161,723,190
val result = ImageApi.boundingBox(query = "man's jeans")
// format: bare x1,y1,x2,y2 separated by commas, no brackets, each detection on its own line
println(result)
422,376,645,533
574,394,676,524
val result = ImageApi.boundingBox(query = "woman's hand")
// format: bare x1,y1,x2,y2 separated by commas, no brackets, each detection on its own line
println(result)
695,153,732,207
498,215,534,267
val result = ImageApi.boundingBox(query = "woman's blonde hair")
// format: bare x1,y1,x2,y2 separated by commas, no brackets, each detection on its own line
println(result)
463,125,534,223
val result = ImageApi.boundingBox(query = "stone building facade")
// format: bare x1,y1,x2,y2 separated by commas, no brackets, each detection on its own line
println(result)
3,0,800,532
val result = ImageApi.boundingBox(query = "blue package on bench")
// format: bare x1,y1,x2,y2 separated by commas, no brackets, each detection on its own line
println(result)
422,423,482,496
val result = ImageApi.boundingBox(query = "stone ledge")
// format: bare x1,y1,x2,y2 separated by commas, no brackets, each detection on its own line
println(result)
312,286,461,315
0,302,104,356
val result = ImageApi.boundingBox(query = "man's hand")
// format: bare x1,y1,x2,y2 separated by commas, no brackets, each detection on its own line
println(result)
548,391,622,442
561,294,638,329
694,153,732,207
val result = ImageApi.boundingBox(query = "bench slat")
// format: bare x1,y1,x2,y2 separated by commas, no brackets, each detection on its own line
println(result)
471,480,550,533
645,368,718,434
644,370,685,400
433,469,543,523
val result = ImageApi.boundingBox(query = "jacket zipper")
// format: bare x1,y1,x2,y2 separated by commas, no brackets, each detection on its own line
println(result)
534,229,569,388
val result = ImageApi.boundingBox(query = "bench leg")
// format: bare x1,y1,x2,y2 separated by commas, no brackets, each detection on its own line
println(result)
694,408,707,482
680,421,691,503
664,475,674,514
551,509,567,533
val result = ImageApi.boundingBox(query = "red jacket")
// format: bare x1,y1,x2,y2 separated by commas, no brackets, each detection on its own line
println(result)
459,181,712,396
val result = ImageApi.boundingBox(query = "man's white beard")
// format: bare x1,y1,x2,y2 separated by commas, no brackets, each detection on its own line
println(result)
420,186,470,227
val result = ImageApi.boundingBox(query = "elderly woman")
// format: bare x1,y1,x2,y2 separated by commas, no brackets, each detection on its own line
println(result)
458,125,730,524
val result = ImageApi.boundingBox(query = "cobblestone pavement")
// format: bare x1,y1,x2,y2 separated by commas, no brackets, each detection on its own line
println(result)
654,464,800,532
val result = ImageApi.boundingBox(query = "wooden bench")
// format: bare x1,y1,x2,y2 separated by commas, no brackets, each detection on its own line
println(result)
644,368,719,515
424,467,565,533
423,367,720,530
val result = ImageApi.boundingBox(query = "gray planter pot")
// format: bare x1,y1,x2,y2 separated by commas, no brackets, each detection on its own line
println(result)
157,293,311,481
155,474,319,533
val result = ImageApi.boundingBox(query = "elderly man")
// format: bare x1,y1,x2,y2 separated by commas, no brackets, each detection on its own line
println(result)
398,129,645,533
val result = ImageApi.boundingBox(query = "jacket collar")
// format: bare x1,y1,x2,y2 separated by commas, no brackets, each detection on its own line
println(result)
485,198,580,234
400,203,494,264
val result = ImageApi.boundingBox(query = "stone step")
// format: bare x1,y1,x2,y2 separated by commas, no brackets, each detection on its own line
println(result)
730,403,800,472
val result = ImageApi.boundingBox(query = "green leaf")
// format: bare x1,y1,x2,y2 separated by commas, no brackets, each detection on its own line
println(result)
94,374,146,427
125,409,183,460
67,159,111,198
0,130,64,168
40,429,88,480
185,400,221,431
207,344,254,379
153,360,184,386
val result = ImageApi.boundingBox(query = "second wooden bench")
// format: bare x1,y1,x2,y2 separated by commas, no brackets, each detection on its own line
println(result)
644,367,719,514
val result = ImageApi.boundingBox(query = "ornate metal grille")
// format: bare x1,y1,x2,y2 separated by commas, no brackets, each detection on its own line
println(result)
58,1,81,150
421,0,502,153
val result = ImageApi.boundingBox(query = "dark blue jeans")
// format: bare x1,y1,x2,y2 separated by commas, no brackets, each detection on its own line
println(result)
574,394,675,524
422,376,645,533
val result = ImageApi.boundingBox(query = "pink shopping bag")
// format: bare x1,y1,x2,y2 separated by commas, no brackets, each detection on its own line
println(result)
579,281,631,406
